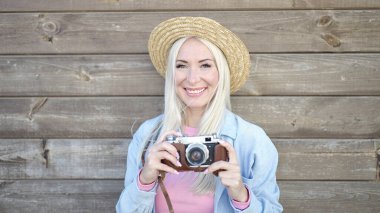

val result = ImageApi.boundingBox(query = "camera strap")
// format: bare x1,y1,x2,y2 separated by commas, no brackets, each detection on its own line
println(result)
141,124,175,213
158,172,174,213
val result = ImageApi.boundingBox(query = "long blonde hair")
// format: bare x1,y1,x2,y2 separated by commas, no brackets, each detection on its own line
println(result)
147,36,231,194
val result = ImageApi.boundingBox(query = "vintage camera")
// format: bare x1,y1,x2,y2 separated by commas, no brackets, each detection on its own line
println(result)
163,134,228,172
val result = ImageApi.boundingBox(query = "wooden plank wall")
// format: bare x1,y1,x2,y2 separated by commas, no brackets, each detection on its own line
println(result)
0,1,379,212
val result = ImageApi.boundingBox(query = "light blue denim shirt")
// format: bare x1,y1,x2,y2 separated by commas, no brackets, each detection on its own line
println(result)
116,110,283,213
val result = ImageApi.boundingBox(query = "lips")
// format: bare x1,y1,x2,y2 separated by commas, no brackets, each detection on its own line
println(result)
186,87,206,96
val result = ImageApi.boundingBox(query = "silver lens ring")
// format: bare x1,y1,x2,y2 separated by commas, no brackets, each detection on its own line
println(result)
185,143,209,166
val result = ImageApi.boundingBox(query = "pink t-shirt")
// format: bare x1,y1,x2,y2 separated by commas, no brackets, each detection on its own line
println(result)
138,126,250,212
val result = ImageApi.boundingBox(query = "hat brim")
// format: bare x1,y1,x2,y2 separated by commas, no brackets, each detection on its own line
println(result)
148,17,251,93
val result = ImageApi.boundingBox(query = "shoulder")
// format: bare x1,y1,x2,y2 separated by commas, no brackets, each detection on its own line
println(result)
235,113,266,136
226,111,277,155
224,110,269,142
128,114,162,151
133,114,163,137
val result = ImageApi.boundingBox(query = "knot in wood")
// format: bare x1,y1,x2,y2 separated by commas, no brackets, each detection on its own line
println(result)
320,33,341,48
41,20,61,35
317,15,333,27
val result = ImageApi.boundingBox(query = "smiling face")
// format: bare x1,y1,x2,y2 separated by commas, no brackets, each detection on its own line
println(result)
174,37,219,113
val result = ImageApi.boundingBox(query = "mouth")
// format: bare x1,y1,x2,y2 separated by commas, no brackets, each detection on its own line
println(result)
185,87,206,96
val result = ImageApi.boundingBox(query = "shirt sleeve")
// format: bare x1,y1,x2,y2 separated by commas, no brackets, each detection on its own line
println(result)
227,122,283,213
137,169,157,191
239,127,283,213
231,185,251,210
116,119,159,213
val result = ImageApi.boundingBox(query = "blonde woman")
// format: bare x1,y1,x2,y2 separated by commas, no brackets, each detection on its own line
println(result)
116,17,282,213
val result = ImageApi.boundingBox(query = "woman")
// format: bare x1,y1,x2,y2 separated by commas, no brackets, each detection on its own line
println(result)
116,17,282,213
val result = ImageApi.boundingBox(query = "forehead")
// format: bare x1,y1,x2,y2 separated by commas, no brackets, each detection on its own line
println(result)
176,38,214,60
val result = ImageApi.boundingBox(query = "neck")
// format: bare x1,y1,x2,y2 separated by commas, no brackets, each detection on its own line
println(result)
184,108,204,128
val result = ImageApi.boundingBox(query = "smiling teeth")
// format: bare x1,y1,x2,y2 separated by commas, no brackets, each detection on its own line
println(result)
187,88,205,94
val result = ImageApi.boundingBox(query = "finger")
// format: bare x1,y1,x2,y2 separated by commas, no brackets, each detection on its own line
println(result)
218,140,238,164
144,151,180,174
153,142,179,159
158,164,179,175
156,150,182,167
149,162,179,175
218,173,241,184
157,130,182,143
218,169,241,180
206,160,230,174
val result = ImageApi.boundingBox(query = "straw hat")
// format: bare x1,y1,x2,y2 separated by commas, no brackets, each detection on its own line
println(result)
148,16,251,93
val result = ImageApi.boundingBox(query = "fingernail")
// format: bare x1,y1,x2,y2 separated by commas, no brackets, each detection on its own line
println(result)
177,161,182,167
203,169,209,174
176,152,180,159
174,170,179,175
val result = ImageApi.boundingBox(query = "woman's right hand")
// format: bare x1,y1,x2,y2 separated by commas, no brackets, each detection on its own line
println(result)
139,130,182,184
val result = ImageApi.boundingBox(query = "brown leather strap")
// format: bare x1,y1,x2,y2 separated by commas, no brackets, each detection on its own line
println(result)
140,124,174,213
158,172,174,213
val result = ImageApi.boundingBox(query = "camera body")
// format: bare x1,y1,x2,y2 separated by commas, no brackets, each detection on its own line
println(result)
163,134,228,172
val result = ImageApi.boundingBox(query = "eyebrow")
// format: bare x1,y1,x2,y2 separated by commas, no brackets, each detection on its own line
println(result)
176,59,214,63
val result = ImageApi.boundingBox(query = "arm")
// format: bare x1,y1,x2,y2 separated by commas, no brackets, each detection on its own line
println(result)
236,127,283,213
116,120,181,213
116,121,157,213
209,125,283,213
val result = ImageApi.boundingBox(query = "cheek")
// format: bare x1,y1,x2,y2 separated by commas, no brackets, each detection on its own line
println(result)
210,70,219,85
174,71,186,84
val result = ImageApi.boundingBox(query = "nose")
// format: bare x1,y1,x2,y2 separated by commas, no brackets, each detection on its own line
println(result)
186,68,200,84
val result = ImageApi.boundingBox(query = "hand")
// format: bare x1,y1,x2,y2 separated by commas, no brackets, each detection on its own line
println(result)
139,130,182,184
206,140,248,202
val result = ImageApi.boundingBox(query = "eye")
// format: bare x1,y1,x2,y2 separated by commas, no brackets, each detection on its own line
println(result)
176,64,186,69
201,63,211,68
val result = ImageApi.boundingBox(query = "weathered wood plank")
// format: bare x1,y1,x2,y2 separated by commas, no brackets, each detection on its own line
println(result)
0,139,129,179
0,179,122,213
1,0,379,11
0,97,163,138
234,97,380,139
245,54,380,96
0,139,377,180
1,54,379,96
275,139,378,180
0,139,44,179
1,11,380,54
0,55,165,96
0,180,379,213
0,97,379,138
279,181,380,213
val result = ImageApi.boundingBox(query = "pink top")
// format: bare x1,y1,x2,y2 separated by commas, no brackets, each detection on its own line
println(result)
137,126,250,212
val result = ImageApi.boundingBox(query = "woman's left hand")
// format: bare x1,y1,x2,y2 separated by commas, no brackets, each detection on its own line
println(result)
206,140,248,202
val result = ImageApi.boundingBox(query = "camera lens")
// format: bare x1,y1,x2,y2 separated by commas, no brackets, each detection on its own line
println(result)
186,144,209,166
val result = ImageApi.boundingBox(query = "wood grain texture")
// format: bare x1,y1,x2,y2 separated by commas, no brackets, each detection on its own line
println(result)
0,180,379,213
0,139,129,179
1,11,379,54
0,179,122,213
0,0,378,212
279,181,380,213
1,0,380,11
275,139,378,180
0,139,377,180
0,97,378,139
1,54,379,96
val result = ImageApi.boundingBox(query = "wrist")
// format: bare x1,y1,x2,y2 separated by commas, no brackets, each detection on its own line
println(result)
232,184,249,202
139,169,157,185
231,184,251,210
137,169,156,191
